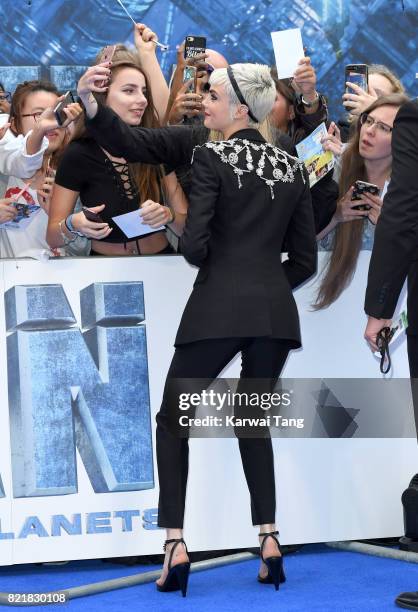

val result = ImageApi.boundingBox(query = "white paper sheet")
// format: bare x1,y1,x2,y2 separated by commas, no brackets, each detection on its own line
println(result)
112,209,165,239
271,28,304,79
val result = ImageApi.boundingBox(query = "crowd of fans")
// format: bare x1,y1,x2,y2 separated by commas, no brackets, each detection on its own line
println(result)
0,23,409,305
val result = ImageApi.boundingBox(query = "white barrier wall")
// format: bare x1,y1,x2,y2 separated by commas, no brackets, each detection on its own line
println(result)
0,252,416,565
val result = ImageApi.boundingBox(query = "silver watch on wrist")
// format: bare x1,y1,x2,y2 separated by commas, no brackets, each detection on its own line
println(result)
301,91,319,107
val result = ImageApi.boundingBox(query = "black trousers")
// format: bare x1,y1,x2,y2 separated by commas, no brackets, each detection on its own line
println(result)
156,336,293,528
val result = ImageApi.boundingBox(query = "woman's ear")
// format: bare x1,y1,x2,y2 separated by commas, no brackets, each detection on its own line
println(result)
234,104,250,121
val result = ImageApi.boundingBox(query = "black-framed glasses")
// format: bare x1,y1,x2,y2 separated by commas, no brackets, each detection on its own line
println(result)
20,111,43,122
360,112,393,134
0,92,11,102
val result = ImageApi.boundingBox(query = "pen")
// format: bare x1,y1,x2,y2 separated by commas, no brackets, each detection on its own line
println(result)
11,181,32,202
114,0,169,51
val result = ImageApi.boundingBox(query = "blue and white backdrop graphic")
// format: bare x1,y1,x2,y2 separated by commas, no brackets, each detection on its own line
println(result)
0,254,417,565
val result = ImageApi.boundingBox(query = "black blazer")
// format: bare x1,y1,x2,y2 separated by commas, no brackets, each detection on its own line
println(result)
365,100,418,334
86,107,317,347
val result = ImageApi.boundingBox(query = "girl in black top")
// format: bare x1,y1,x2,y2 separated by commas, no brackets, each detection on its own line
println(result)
48,46,187,255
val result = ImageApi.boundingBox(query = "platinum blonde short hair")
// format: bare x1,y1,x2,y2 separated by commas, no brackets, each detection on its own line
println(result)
209,63,276,125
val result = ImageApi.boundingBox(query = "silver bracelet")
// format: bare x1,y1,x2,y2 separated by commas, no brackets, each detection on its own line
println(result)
301,91,319,107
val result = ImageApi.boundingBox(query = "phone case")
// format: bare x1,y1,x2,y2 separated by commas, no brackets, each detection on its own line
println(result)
83,207,104,223
183,66,197,93
345,64,368,91
97,45,116,87
54,91,75,126
351,181,378,209
184,36,206,59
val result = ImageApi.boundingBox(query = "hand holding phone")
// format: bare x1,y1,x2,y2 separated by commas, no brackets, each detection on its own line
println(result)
343,64,368,116
183,65,197,93
97,45,116,88
345,64,368,93
350,180,379,211
82,206,105,223
168,79,203,124
72,204,111,239
54,91,75,126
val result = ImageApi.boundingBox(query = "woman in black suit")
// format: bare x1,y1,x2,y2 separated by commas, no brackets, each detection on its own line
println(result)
78,61,317,596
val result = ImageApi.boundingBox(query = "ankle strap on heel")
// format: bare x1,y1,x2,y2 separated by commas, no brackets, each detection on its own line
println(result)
163,537,186,552
163,538,189,571
258,531,281,561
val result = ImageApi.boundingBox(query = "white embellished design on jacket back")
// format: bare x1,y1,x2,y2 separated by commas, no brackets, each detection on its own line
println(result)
192,138,305,198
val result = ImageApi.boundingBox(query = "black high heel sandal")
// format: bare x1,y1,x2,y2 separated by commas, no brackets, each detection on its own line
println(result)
156,538,190,597
257,530,286,591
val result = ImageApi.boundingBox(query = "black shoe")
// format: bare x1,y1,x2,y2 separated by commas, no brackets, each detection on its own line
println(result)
156,538,190,597
396,591,418,610
257,530,286,591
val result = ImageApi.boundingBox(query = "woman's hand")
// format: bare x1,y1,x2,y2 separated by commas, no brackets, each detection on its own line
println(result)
140,199,172,228
365,192,384,225
134,22,158,54
77,63,111,119
71,204,113,239
168,80,203,124
321,121,343,156
292,57,317,101
77,63,111,98
342,81,378,116
35,99,83,136
0,198,18,223
36,169,56,215
334,186,369,223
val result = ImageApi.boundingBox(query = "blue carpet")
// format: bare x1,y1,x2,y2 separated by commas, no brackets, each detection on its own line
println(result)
0,544,416,611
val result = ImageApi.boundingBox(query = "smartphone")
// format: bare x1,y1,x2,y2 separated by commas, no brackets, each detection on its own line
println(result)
183,65,197,93
345,64,368,92
351,180,379,210
82,207,104,223
54,91,75,126
99,44,116,64
184,36,206,60
97,44,116,88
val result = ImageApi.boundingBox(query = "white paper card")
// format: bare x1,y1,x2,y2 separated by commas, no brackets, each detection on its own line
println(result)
112,209,165,239
271,28,304,79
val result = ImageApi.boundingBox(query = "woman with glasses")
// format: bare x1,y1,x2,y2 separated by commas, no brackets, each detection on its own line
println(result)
314,93,409,309
0,84,80,183
0,80,82,258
